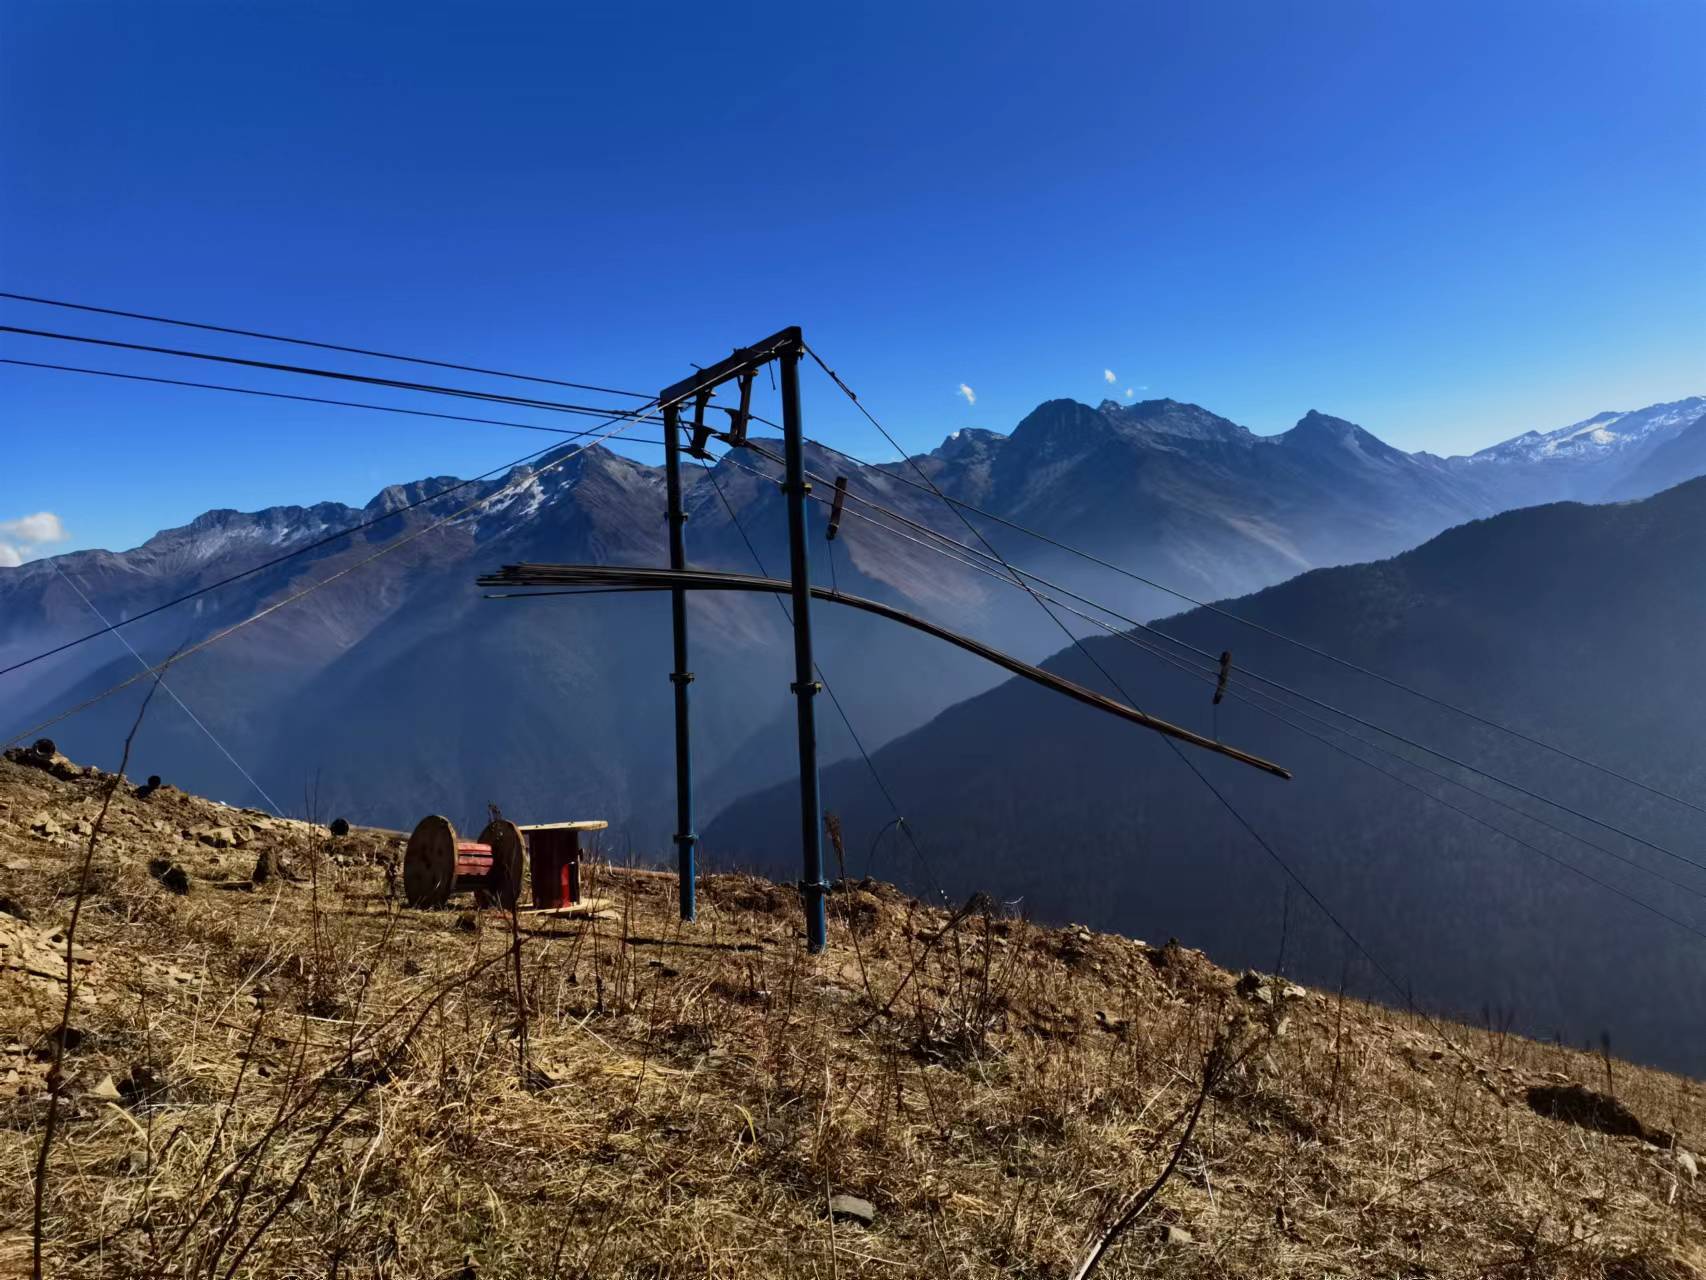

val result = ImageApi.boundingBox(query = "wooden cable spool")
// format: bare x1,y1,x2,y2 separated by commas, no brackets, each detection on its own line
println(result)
477,819,525,910
404,815,522,909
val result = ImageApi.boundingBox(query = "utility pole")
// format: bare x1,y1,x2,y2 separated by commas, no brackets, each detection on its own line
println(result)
661,400,696,922
779,341,828,952
655,326,828,951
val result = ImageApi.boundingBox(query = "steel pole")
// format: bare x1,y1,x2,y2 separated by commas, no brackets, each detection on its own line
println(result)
779,343,828,952
662,402,697,922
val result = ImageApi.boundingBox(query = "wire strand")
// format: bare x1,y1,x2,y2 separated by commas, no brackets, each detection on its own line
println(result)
0,290,653,398
51,562,285,817
791,424,1706,821
691,452,954,907
6,403,659,748
744,433,1706,882
0,357,669,441
801,343,1460,1019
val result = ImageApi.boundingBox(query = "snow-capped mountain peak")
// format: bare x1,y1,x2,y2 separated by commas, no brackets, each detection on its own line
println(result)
1472,396,1706,465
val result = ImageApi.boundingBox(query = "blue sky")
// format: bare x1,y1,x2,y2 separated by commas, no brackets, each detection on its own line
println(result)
2,0,1702,557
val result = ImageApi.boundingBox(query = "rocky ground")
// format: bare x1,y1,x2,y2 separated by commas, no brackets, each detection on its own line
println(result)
0,745,1701,1278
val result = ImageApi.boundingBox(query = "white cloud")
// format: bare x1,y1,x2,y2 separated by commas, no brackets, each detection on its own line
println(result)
1103,369,1117,384
1124,388,1135,399
957,383,976,405
1,512,65,544
0,511,68,567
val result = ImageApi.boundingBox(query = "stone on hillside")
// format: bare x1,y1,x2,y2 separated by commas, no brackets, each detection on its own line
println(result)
1158,1224,1193,1245
1236,971,1273,1004
1678,1149,1698,1180
30,814,60,837
148,860,191,895
828,1194,876,1225
196,826,240,849
6,741,82,781
85,1074,122,1103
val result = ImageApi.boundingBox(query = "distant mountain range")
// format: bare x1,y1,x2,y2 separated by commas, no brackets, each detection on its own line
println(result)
710,474,1706,1074
2,392,1701,854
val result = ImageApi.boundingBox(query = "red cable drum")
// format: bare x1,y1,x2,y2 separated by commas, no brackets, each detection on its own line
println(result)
404,815,521,909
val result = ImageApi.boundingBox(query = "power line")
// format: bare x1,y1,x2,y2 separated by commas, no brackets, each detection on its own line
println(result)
15,290,1684,820
759,455,1706,927
0,357,670,441
791,429,1706,822
0,427,651,684
5,403,658,748
1234,678,1706,943
1031,582,1706,918
0,290,653,398
743,435,1706,883
51,562,285,818
690,453,952,906
801,344,1438,1019
0,325,648,419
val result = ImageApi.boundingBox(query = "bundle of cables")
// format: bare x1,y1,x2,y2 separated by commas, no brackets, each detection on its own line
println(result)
477,562,1291,780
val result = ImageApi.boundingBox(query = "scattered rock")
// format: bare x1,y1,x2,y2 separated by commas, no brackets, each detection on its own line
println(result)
33,1025,87,1058
196,826,241,850
30,813,61,838
119,1065,168,1107
0,895,29,922
1093,1008,1130,1036
6,743,83,782
1236,971,1308,1006
828,1194,876,1226
148,859,191,895
1236,971,1274,1004
84,1074,123,1103
1678,1149,1698,1180
1158,1224,1193,1245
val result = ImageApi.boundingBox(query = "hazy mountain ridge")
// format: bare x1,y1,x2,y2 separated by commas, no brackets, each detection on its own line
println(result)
707,476,1706,1074
3,391,1702,853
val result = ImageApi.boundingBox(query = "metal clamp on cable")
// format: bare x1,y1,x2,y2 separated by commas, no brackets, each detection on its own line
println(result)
798,878,831,899
790,680,822,695
669,671,695,685
674,831,699,847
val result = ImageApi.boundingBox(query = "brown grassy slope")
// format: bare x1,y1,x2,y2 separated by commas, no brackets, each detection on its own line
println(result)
0,752,1701,1279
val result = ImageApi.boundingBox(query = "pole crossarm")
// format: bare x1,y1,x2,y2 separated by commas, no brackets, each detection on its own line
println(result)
659,326,802,406
478,564,1294,781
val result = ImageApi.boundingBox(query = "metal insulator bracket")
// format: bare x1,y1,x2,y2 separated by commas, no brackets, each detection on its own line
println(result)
826,476,848,541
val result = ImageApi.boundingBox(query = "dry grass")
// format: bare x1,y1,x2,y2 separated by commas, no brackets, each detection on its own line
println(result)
0,752,1701,1278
